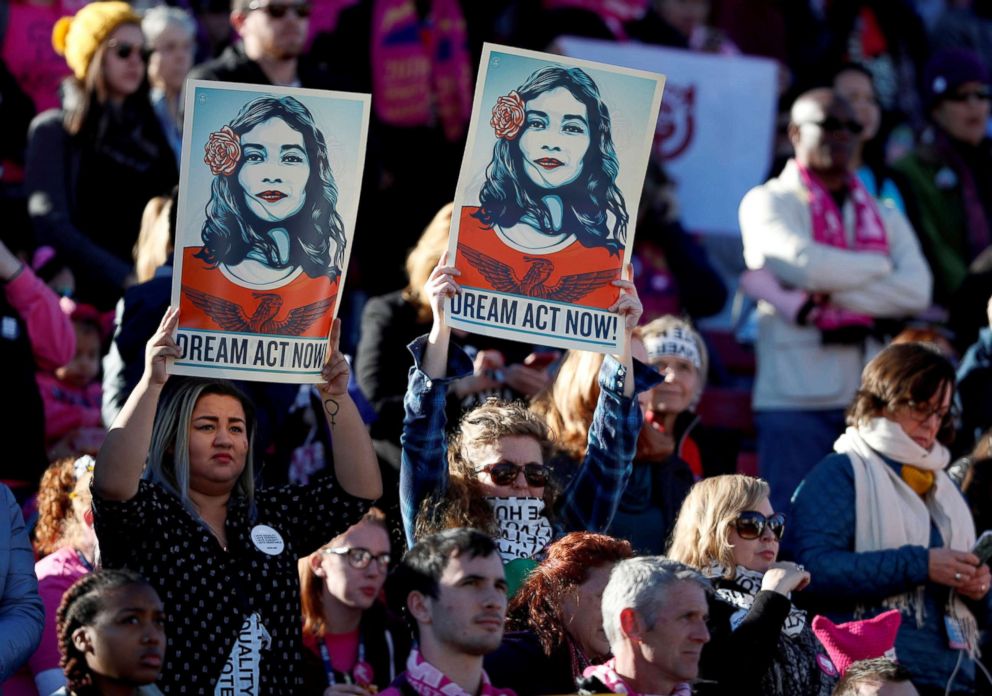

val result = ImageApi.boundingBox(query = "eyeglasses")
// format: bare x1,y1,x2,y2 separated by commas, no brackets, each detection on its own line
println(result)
321,546,391,570
106,38,147,61
944,88,992,104
246,1,311,18
798,117,864,135
733,511,786,541
474,462,552,487
899,400,952,424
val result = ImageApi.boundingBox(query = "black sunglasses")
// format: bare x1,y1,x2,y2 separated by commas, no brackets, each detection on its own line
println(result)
733,511,786,541
475,461,552,487
799,117,864,135
321,546,391,570
106,38,148,61
944,88,992,104
246,0,311,18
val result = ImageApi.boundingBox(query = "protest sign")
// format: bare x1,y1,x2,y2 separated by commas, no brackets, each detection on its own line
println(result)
556,37,778,236
170,80,369,382
447,43,665,354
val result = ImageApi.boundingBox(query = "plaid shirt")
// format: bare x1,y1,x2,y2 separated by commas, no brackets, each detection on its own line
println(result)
399,335,660,547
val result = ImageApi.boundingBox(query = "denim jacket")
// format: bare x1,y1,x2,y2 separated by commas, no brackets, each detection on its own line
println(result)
399,335,660,547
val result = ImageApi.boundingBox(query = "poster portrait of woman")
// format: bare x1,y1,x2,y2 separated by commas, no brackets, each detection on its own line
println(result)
449,45,664,350
171,82,370,381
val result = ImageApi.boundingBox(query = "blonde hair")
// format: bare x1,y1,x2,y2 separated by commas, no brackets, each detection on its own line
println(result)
640,315,709,407
403,203,454,322
667,475,770,579
134,195,173,283
531,350,604,459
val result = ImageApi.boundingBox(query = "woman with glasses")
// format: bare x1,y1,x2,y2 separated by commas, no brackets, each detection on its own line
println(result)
668,474,835,696
791,342,990,695
400,254,649,592
298,508,409,695
25,1,178,310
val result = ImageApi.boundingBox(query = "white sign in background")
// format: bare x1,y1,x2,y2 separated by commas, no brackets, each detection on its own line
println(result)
556,37,778,236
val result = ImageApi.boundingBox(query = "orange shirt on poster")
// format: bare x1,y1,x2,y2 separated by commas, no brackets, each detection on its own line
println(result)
178,247,338,339
454,206,623,310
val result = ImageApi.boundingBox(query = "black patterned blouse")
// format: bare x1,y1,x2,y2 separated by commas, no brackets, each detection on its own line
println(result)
93,478,372,694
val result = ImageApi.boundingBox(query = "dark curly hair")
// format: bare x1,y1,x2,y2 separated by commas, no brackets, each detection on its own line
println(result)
57,569,156,694
475,65,628,255
197,95,346,281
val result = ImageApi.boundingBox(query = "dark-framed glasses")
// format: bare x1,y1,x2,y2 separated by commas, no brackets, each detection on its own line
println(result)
106,38,148,61
733,511,786,541
474,461,552,487
798,117,864,135
321,546,390,570
900,400,952,424
246,0,311,18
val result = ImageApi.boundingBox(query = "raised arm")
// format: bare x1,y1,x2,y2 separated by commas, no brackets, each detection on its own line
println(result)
93,306,180,501
558,269,656,533
317,318,381,501
399,255,472,545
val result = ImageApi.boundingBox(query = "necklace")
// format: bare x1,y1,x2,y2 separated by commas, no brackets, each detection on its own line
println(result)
202,519,228,552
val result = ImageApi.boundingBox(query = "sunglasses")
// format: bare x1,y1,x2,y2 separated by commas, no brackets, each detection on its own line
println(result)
106,38,147,61
246,0,311,18
733,511,786,541
474,461,552,487
321,546,391,570
799,117,864,135
944,88,992,104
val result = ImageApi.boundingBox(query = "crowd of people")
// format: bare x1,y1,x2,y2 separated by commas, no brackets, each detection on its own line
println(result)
3,0,992,695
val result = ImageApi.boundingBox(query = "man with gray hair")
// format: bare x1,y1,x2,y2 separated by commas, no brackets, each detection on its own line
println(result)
580,556,711,696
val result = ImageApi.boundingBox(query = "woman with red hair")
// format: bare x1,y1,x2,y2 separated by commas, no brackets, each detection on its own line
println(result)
484,532,633,695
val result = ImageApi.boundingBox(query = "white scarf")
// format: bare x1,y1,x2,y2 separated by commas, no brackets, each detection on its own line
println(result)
834,418,977,650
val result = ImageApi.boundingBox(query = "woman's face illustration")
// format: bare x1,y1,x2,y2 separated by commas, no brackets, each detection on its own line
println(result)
237,116,310,222
519,87,591,190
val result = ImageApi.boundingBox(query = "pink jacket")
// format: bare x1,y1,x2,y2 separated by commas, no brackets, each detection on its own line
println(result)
6,266,75,371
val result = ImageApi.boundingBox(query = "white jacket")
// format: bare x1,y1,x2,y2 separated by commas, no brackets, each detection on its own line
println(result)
739,160,932,410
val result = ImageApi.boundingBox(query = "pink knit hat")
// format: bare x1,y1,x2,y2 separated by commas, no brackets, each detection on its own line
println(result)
811,610,901,676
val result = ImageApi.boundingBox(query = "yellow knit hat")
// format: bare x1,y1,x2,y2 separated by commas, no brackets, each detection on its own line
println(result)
52,1,142,81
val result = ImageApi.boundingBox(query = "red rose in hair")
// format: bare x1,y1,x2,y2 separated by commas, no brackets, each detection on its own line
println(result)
491,91,525,140
204,126,241,176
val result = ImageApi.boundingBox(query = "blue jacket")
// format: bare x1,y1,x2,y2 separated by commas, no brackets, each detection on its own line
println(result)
791,453,992,692
0,483,44,681
957,327,992,454
399,335,659,547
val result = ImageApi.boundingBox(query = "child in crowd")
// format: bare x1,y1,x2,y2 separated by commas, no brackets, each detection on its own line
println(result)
37,302,105,459
54,569,165,696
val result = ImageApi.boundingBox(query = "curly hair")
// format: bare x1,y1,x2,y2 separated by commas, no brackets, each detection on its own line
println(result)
197,95,346,282
57,569,155,694
475,65,628,255
508,532,632,657
34,458,78,556
414,399,558,540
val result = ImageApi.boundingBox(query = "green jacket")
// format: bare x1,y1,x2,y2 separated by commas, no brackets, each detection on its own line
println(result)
894,137,976,304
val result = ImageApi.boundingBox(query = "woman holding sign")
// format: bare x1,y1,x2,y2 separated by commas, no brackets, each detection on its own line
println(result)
790,342,992,694
91,308,381,694
400,253,656,593
181,95,347,339
456,65,630,311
